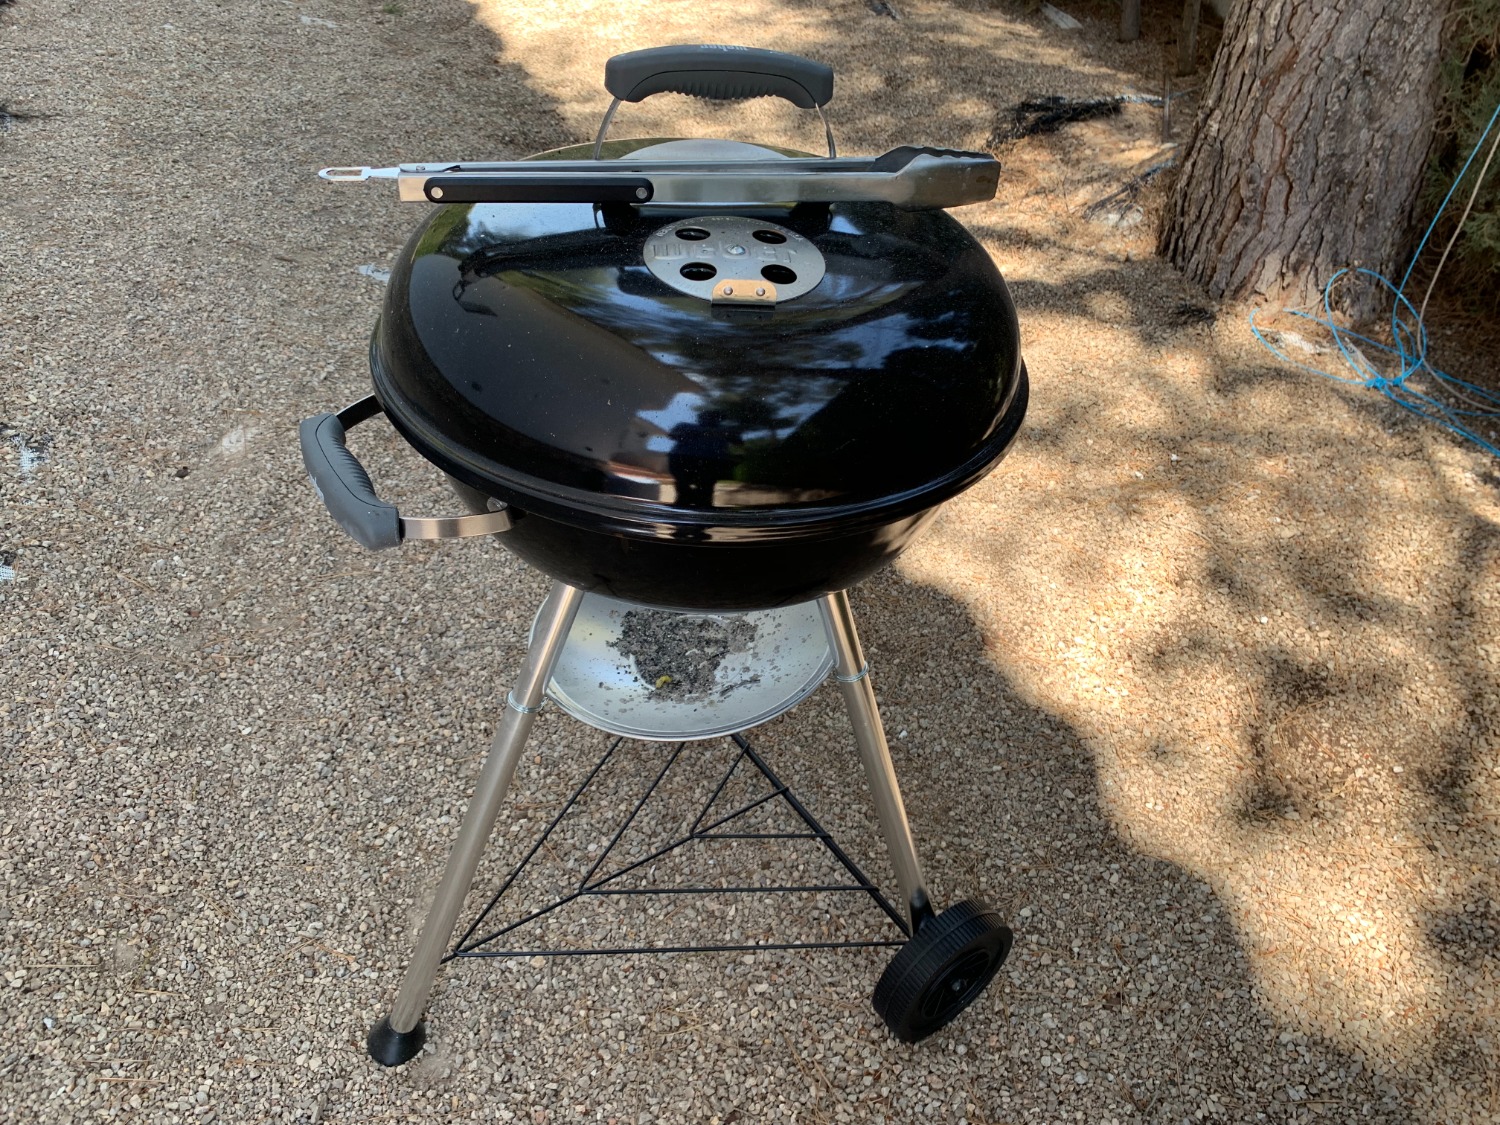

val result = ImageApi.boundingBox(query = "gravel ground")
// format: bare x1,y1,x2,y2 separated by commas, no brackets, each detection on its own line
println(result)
4,0,1500,1122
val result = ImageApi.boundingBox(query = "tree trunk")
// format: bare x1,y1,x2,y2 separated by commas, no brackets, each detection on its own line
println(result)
1159,0,1450,322
1120,0,1141,42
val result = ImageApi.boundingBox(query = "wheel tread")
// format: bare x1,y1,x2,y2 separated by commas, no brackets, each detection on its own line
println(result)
873,897,1013,1043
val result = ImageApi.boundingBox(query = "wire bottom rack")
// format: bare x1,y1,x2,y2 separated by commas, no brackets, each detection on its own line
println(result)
446,732,910,961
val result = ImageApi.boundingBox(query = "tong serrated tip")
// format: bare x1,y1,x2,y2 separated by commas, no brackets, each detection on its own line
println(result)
321,166,407,182
322,165,456,183
321,167,371,182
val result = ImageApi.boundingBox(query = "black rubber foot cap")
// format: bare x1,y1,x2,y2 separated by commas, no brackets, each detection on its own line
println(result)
367,1016,426,1067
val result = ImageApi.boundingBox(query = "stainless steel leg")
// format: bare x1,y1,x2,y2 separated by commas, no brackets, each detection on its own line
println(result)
817,589,934,934
369,581,585,1065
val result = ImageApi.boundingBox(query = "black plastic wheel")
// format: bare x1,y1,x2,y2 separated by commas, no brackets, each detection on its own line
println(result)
873,897,1013,1043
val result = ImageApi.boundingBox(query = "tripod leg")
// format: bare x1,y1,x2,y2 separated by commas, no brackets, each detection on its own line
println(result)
367,581,585,1066
817,589,935,936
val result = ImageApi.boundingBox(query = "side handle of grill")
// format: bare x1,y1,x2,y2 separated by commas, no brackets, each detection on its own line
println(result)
603,46,834,109
299,395,513,550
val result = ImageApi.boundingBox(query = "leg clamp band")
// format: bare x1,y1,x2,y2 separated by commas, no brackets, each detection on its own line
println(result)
835,663,870,684
507,693,543,715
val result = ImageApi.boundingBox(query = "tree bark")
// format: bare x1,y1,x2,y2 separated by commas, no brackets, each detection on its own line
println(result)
1120,0,1141,42
1158,0,1450,322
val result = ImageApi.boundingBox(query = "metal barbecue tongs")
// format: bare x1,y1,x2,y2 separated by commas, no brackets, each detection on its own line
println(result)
318,46,1001,211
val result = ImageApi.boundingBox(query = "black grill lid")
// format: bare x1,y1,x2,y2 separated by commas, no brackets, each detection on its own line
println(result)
373,140,1024,534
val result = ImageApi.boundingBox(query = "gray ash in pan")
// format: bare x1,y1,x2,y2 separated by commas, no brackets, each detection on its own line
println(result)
610,610,758,701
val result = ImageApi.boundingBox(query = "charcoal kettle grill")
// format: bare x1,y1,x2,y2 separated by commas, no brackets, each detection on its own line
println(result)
300,46,1028,1066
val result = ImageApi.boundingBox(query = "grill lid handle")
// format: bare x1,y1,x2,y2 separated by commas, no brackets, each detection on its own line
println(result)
596,46,837,159
299,396,513,551
603,45,833,108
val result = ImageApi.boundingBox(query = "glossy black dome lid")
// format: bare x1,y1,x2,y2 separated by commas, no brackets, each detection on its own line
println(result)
373,139,1025,532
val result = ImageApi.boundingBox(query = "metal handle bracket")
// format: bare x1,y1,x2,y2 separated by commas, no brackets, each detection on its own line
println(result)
401,509,513,540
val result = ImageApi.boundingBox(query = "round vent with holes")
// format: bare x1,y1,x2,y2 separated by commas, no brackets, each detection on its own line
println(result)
644,216,825,302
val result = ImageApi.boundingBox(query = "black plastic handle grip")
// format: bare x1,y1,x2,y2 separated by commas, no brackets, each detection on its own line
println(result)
604,45,833,109
299,396,401,551
423,174,653,204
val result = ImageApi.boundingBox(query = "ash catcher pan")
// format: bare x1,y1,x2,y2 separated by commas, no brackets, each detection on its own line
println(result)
539,593,834,740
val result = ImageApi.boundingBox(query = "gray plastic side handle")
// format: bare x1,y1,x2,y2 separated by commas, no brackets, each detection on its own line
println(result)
300,396,402,550
603,45,834,108
298,395,514,551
